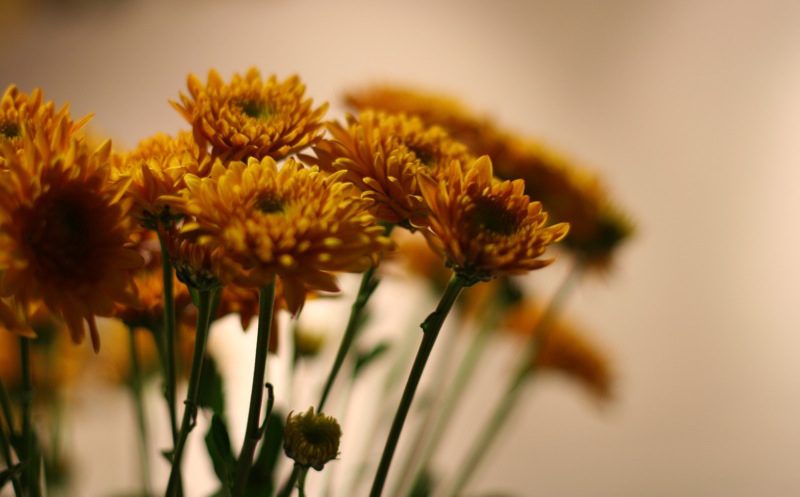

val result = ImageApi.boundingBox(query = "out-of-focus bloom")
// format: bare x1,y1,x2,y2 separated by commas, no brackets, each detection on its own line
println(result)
417,156,569,283
113,131,208,229
283,407,342,471
0,121,142,352
164,157,391,313
0,84,91,159
304,110,473,226
293,326,326,359
344,85,505,160
492,138,633,270
91,319,160,385
171,68,327,162
504,301,614,402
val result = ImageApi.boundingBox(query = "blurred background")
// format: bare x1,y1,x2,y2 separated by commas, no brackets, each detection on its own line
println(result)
2,0,800,496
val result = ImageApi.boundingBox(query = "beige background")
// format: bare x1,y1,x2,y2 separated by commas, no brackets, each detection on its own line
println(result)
2,0,800,496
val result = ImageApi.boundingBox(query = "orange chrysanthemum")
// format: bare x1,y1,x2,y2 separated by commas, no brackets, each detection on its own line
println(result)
504,301,614,402
304,110,474,226
166,157,391,313
417,156,569,283
492,138,633,269
171,68,328,162
113,131,208,229
0,121,143,351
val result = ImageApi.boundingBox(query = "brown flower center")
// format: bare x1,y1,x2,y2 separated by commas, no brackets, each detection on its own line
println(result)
239,99,274,120
469,197,520,236
257,195,283,214
0,121,20,139
408,144,435,166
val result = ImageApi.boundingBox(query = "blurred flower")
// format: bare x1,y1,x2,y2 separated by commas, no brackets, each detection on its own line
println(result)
293,326,326,359
165,157,391,313
91,319,160,385
0,121,143,352
504,301,614,402
171,68,327,162
304,110,473,226
283,407,341,471
417,156,569,283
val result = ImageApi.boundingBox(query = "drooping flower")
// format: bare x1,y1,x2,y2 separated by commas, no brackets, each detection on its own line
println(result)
283,407,342,471
417,155,569,283
164,157,391,313
171,68,327,162
0,121,143,351
304,110,474,226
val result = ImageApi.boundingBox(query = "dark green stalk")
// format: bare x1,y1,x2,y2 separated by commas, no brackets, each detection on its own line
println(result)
156,230,180,447
297,466,309,497
165,289,214,497
128,328,153,497
368,274,466,497
443,261,584,497
231,278,277,497
0,379,22,496
19,338,40,497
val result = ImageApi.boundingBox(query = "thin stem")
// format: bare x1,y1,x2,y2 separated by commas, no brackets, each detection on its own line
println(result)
0,379,22,496
128,328,153,497
231,277,277,497
276,469,299,497
441,261,584,497
165,289,214,497
394,300,504,497
297,466,309,497
157,230,180,447
369,274,466,497
19,337,40,497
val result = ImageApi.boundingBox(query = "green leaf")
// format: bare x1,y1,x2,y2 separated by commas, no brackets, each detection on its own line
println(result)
353,341,391,378
205,415,236,495
244,410,285,497
197,355,225,416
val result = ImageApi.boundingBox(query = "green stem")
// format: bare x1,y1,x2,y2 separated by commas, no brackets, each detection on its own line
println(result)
157,230,180,448
231,278,277,497
128,328,153,497
19,337,40,497
369,274,466,497
442,261,584,497
394,300,503,497
297,466,309,497
0,379,22,496
165,289,214,497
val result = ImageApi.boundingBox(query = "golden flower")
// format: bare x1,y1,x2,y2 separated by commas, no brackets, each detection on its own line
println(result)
304,110,474,226
91,319,160,385
166,157,391,313
171,68,327,162
0,122,143,352
504,301,614,402
344,85,506,160
283,407,341,471
113,131,208,229
417,155,569,283
492,138,633,269
0,84,91,158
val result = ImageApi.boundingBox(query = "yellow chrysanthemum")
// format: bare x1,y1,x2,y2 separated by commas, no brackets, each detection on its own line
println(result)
171,68,328,162
304,110,474,226
344,84,506,160
492,138,633,269
0,122,143,351
113,131,209,229
417,155,569,283
166,157,391,313
504,301,614,402
0,84,91,159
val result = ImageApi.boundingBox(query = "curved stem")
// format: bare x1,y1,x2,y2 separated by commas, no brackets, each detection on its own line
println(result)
165,289,213,497
369,274,466,497
157,230,180,447
128,328,153,497
231,278,277,497
441,261,584,497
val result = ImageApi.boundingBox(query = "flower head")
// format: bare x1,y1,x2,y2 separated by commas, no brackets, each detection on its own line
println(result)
165,156,391,313
0,121,142,351
283,407,341,471
305,110,473,226
418,156,568,283
171,68,327,162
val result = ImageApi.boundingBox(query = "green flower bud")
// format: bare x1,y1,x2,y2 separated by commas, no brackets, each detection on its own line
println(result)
283,407,341,471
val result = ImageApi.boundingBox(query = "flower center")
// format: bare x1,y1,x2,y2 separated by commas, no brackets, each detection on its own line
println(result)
0,121,20,139
408,144,435,166
469,197,519,236
257,195,283,214
239,99,274,120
